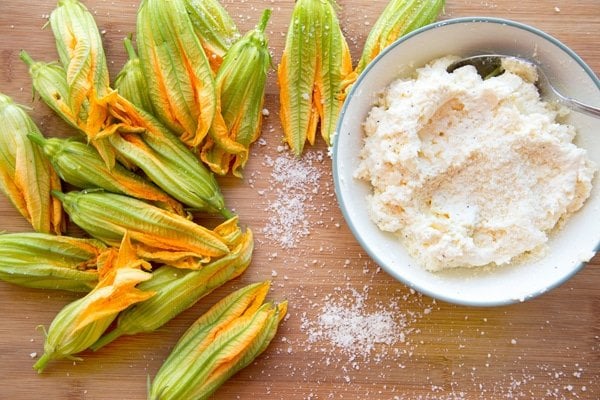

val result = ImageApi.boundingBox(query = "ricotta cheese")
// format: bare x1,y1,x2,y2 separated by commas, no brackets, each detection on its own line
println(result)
355,56,597,271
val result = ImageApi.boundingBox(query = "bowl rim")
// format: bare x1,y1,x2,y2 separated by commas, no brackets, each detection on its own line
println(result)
332,16,600,307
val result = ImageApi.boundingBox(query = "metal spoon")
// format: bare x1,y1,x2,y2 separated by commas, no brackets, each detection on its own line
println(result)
446,54,600,118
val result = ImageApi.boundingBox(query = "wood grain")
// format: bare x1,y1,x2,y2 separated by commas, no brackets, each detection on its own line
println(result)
1,1,599,399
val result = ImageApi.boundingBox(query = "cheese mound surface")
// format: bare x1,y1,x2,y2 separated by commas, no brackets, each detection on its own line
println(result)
355,57,596,271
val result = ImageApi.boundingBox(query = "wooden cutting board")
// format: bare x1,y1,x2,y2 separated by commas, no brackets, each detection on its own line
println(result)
0,1,598,399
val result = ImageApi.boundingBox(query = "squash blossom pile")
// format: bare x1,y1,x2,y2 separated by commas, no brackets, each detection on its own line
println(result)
0,0,448,395
278,0,445,154
0,0,287,390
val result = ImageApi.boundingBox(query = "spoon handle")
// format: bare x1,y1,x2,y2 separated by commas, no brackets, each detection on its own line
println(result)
561,97,600,118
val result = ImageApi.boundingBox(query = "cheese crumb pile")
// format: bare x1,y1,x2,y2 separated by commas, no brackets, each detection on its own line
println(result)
355,57,596,271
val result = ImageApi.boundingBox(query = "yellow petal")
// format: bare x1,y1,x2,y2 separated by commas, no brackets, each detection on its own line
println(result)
74,233,153,330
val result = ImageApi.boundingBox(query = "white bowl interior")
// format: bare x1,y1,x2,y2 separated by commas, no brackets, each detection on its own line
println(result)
333,17,600,306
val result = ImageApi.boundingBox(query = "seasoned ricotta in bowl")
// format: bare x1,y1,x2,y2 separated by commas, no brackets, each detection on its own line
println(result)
355,56,597,271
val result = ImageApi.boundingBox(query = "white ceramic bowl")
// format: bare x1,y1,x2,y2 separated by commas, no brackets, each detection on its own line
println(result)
333,17,600,306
